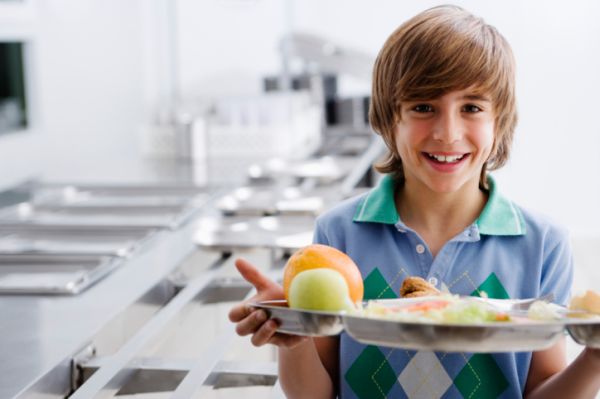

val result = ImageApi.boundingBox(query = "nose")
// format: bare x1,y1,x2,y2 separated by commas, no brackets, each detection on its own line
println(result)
431,110,463,144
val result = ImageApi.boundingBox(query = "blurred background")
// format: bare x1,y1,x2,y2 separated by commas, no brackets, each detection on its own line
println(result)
1,0,599,398
1,0,599,234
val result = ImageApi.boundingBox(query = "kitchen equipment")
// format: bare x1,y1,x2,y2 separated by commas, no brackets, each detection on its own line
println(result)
0,227,157,257
0,254,122,295
194,215,314,253
216,186,329,217
0,202,200,230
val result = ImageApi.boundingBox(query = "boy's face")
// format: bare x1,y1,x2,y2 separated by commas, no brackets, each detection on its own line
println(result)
394,88,495,194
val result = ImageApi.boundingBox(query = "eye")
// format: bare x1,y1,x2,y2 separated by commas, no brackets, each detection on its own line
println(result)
412,104,434,113
462,104,482,113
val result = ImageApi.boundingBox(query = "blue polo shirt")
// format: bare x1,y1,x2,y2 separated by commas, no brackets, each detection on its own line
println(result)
313,174,573,399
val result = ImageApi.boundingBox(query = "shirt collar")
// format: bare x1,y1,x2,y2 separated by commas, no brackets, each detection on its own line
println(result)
353,174,526,236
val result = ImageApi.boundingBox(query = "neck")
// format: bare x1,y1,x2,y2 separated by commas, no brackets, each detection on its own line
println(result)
396,178,488,254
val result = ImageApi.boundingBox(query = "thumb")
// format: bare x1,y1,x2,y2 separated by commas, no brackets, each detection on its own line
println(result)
234,258,277,292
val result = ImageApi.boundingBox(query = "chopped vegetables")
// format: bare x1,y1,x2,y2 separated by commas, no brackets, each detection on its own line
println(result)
358,295,512,324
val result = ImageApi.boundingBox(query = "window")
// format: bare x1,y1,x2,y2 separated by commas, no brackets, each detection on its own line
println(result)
0,42,27,135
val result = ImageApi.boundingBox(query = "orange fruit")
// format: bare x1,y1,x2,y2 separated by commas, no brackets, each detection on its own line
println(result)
283,244,364,304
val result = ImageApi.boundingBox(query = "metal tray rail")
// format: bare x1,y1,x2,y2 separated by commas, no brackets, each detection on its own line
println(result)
0,227,158,258
0,201,203,231
78,356,278,395
31,182,217,197
69,254,240,398
69,253,288,398
0,254,123,295
194,214,314,253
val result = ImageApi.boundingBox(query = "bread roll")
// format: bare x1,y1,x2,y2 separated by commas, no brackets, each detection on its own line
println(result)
400,276,440,298
570,290,600,314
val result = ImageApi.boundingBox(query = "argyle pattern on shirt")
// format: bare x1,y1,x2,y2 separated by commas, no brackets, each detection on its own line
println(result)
314,173,573,399
343,268,510,399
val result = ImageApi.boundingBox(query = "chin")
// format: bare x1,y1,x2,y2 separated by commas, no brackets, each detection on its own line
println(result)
425,177,471,194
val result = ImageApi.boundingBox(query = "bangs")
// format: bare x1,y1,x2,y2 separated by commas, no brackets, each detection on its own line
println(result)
370,5,518,181
394,15,514,111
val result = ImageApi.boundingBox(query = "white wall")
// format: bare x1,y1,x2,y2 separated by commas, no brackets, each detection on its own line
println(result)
0,0,146,188
0,0,599,236
175,0,600,237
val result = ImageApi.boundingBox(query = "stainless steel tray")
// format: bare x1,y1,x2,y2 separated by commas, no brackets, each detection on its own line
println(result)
0,227,157,257
567,319,600,349
344,298,600,353
247,156,356,183
32,182,212,197
250,300,345,336
342,314,565,353
0,254,122,295
216,186,328,216
252,298,600,352
0,202,200,230
194,215,314,252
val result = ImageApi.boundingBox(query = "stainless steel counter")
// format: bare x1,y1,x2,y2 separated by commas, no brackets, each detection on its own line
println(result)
0,142,383,398
0,222,196,398
0,155,225,398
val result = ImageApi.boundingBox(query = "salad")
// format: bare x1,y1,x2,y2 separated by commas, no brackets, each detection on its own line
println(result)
358,295,511,324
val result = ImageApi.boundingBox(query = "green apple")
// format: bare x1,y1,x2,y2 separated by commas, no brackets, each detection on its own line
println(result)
288,268,355,311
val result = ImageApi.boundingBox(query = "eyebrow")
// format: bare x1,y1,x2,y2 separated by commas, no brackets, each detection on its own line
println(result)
462,94,492,102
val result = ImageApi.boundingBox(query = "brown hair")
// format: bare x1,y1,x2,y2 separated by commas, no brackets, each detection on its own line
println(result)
370,5,517,187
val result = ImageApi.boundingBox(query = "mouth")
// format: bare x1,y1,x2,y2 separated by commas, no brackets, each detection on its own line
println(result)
423,152,470,164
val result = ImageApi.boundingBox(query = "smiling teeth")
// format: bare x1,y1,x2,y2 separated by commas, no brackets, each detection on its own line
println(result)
427,153,465,163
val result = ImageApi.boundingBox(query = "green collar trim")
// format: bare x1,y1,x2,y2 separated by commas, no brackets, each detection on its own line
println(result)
353,174,526,236
475,177,526,235
353,174,399,224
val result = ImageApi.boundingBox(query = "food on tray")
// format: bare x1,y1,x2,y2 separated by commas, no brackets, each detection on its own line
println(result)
288,268,355,311
527,300,561,320
400,276,441,298
570,290,600,314
283,244,364,305
360,295,511,324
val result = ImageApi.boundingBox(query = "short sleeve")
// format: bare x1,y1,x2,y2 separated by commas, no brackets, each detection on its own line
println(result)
540,230,574,307
312,217,330,246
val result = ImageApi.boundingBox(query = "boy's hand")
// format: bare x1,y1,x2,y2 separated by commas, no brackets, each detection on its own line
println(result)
228,258,307,348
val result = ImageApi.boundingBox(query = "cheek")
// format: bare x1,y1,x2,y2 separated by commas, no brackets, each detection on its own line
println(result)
477,122,496,154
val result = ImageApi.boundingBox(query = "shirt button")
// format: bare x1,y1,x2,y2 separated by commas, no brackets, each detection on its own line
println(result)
428,277,438,287
415,244,425,254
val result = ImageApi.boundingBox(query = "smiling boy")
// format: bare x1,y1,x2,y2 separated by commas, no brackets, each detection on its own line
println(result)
229,5,600,398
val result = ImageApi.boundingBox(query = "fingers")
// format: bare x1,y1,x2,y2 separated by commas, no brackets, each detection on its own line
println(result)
250,318,279,346
228,301,252,323
234,258,275,292
231,309,308,348
235,309,268,336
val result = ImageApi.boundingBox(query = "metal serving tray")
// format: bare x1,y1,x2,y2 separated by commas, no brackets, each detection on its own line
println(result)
0,254,122,295
342,314,565,353
194,215,314,252
0,202,200,230
567,319,600,349
246,156,356,183
216,186,329,216
32,182,212,197
250,300,345,336
0,227,156,257
252,298,600,352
